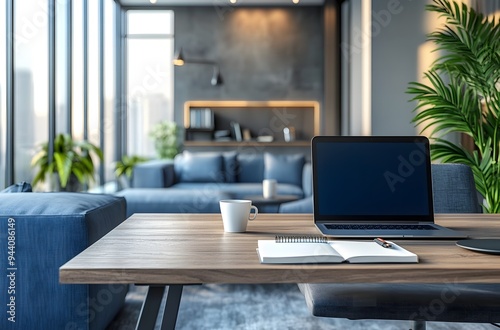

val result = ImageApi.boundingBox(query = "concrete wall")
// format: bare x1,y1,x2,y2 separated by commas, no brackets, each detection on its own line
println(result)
172,6,324,127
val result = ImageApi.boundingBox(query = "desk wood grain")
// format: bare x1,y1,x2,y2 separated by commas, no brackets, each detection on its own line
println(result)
59,214,500,285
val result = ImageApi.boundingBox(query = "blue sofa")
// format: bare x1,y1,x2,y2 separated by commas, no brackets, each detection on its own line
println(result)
116,151,312,216
0,192,128,330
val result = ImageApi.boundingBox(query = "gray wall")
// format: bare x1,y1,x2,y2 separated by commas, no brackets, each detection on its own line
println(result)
172,7,324,127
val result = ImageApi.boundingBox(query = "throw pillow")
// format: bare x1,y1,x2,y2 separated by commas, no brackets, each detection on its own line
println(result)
179,151,224,182
264,153,305,187
237,153,264,183
1,181,33,193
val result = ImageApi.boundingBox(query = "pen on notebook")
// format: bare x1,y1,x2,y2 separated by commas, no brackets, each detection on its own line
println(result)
374,238,392,248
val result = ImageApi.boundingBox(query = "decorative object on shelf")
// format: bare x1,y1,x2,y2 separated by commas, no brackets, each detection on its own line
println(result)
257,135,274,143
243,128,252,141
214,130,231,141
407,0,500,213
230,121,243,142
31,133,103,192
114,155,149,189
149,121,180,159
283,127,296,142
173,47,223,86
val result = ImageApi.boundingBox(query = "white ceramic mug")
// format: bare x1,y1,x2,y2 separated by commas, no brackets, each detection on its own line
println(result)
263,179,277,199
219,200,258,232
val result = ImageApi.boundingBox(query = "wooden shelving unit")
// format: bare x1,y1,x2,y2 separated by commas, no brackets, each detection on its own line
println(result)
183,100,320,148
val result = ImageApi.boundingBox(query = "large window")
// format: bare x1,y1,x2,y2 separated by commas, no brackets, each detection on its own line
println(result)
1,2,172,190
72,1,84,140
88,0,100,147
0,3,6,189
55,0,70,135
14,0,49,184
103,0,117,183
0,0,119,190
126,10,174,157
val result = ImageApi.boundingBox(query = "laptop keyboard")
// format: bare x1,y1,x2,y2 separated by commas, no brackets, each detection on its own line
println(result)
325,224,437,230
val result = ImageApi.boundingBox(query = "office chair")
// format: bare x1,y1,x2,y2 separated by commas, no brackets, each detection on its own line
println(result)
298,164,500,330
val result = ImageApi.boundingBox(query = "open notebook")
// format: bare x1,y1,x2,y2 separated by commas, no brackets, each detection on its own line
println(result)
257,238,418,264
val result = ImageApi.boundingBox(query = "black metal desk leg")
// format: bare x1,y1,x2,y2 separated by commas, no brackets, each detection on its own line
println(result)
159,284,184,330
136,286,166,330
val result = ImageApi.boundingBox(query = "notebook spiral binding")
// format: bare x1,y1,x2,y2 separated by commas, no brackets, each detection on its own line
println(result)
275,235,328,243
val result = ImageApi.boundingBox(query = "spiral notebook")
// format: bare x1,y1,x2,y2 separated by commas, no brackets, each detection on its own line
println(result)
257,236,418,264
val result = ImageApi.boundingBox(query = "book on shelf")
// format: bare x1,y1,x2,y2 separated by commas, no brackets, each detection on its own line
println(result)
190,108,214,129
257,236,418,264
230,121,243,142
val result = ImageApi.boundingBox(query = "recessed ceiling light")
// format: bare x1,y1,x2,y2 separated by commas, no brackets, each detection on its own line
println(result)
292,0,300,3
150,0,157,3
230,0,237,3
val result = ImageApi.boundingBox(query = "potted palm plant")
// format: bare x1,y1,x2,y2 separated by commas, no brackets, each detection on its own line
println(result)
31,133,103,191
407,0,500,213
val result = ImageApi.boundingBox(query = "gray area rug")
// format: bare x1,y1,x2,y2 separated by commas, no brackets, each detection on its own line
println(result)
106,284,497,330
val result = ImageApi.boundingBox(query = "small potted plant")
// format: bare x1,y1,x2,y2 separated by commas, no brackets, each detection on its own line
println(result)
114,155,149,189
31,133,103,192
149,121,180,159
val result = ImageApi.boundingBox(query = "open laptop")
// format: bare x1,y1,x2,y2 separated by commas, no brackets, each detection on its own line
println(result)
312,136,467,238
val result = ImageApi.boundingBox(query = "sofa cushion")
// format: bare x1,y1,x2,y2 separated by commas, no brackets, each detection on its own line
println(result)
264,153,305,187
237,153,264,183
1,181,32,193
177,151,224,182
223,151,238,183
133,159,175,188
117,188,231,215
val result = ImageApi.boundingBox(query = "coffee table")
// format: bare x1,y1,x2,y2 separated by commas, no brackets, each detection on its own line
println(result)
60,213,500,330
244,194,299,212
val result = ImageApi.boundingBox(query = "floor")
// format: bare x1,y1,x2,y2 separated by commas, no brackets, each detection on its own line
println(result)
106,284,500,330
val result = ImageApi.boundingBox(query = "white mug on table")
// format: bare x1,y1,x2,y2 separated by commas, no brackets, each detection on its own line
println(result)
219,200,258,233
263,179,277,199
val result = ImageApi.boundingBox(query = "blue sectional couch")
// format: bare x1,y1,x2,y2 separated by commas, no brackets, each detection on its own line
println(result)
0,192,128,330
116,151,312,216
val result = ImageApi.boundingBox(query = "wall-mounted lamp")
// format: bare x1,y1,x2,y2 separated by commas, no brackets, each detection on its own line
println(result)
173,48,223,86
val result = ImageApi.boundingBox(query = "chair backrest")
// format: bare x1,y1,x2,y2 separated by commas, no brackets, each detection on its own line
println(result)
431,163,482,213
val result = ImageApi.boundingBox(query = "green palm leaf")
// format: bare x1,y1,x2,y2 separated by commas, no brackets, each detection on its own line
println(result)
407,0,500,213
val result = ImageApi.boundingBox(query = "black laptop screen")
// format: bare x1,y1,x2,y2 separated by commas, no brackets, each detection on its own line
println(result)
312,136,434,221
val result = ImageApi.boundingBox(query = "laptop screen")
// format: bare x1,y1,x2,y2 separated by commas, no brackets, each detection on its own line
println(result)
312,136,434,222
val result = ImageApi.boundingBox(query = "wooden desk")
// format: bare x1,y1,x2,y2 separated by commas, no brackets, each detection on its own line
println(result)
59,214,500,329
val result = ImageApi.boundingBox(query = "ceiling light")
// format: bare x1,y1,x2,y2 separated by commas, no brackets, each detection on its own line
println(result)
292,0,300,3
150,0,157,4
230,0,237,3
